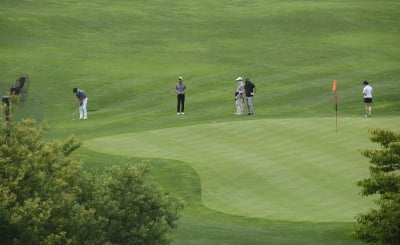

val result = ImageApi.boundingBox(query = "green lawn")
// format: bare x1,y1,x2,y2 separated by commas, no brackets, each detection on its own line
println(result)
1,0,399,244
85,117,399,222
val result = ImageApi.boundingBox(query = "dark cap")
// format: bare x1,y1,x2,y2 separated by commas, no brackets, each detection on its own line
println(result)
362,81,369,85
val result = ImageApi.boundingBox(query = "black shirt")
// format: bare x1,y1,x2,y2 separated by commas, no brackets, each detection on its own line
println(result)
245,82,256,97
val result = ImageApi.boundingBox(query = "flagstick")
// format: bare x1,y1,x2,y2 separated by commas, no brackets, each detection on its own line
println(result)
332,80,338,132
334,94,338,133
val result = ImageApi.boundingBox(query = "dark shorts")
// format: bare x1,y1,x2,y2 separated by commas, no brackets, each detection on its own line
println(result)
364,98,372,103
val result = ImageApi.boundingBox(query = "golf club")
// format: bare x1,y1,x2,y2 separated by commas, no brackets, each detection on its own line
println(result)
71,109,78,120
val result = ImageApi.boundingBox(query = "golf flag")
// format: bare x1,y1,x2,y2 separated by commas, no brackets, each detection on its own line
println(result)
332,79,337,91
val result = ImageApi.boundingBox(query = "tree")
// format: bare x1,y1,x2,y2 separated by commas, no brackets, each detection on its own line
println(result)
0,119,183,244
91,163,184,245
350,128,400,245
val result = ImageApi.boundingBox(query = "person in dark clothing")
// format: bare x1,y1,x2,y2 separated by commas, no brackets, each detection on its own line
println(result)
175,77,186,115
244,78,256,115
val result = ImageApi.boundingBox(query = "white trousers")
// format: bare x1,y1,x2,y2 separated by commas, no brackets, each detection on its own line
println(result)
235,97,243,115
79,97,88,118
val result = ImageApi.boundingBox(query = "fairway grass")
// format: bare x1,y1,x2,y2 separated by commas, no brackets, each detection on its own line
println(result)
84,117,399,222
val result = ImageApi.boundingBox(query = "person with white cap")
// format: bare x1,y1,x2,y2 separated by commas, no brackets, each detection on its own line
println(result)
234,77,244,115
175,76,186,115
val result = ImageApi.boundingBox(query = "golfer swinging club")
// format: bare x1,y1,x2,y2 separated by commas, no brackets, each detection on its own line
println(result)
73,88,88,119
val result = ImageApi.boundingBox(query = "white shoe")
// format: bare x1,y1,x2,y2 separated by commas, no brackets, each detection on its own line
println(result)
79,117,83,119
181,112,184,115
177,112,180,115
83,117,88,119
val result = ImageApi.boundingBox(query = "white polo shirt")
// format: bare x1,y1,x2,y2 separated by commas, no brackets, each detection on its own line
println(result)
363,85,372,98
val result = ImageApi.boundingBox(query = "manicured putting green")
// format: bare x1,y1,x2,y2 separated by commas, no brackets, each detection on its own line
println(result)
85,117,399,222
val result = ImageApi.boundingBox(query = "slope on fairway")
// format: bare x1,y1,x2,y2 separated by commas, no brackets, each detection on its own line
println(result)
84,116,399,222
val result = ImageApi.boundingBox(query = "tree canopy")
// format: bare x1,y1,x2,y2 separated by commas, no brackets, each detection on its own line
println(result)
0,119,184,245
351,128,400,245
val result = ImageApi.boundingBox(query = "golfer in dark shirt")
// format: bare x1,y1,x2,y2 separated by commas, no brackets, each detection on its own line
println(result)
244,78,256,115
175,77,186,115
73,88,88,119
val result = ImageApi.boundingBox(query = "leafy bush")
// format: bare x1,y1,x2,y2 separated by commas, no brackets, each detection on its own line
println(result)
0,119,183,245
350,128,400,245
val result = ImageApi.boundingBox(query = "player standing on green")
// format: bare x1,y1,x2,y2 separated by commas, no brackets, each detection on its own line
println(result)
362,81,373,117
234,77,244,115
176,77,186,115
244,78,256,115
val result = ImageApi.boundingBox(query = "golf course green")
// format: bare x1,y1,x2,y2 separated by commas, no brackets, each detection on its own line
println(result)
1,0,399,244
85,117,398,222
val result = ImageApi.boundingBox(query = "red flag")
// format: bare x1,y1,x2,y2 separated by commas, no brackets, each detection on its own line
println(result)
332,80,337,91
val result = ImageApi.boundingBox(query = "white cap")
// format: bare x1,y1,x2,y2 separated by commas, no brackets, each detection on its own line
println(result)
178,76,183,80
236,77,243,81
